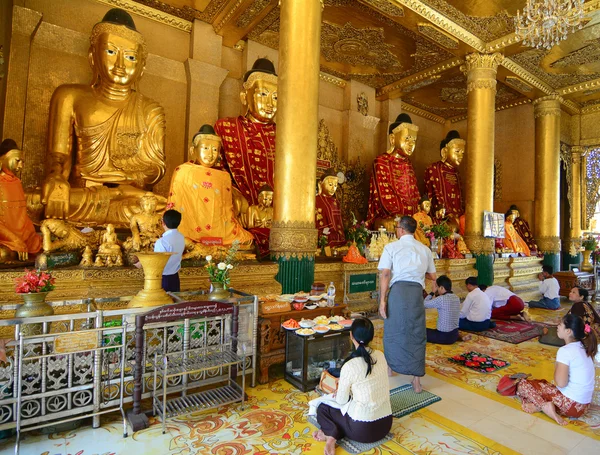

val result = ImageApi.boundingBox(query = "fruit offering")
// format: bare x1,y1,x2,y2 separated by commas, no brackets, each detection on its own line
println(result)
297,328,316,336
282,319,300,330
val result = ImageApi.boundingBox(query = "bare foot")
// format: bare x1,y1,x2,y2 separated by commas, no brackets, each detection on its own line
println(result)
324,436,336,455
388,367,398,377
459,334,472,342
312,430,326,441
412,376,423,393
519,311,532,322
542,327,549,335
522,402,540,414
541,401,567,426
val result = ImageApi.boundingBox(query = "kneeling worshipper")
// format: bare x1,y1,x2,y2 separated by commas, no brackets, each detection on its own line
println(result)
309,318,392,455
528,265,561,310
517,314,597,425
480,284,528,321
459,277,495,331
424,275,461,345
540,286,600,347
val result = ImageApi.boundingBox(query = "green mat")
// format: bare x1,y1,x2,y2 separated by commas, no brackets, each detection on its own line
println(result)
389,383,442,418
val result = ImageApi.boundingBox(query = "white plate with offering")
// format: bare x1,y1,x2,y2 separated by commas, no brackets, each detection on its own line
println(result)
296,328,316,336
308,295,323,301
328,323,343,331
277,294,294,302
329,315,345,323
314,325,330,334
313,315,329,325
299,319,316,328
339,319,353,328
304,304,318,310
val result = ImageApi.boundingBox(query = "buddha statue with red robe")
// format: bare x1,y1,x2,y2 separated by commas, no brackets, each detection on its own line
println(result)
0,139,42,261
246,184,274,259
424,130,465,218
366,113,420,230
214,58,277,210
508,204,537,254
504,208,531,256
315,169,346,248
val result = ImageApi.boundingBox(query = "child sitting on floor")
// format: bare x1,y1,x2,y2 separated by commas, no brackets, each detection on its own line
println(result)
459,277,495,332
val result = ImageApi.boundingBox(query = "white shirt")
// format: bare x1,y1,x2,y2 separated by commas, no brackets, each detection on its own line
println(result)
335,350,392,422
539,277,560,299
378,234,436,288
484,285,515,308
556,341,595,404
154,229,186,275
460,287,492,322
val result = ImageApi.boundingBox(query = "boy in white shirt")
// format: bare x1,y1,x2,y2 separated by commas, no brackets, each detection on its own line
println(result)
528,265,561,310
459,277,495,332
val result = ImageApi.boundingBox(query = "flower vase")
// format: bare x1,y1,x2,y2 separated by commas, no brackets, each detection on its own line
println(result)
430,238,439,257
128,252,174,308
582,250,593,272
15,291,53,318
438,238,444,258
208,281,230,301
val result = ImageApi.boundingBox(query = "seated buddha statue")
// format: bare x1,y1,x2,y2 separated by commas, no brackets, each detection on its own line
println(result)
214,58,277,208
366,113,421,230
413,196,434,247
166,124,253,247
96,224,123,266
39,8,166,227
504,208,531,256
315,169,346,248
508,204,537,254
123,193,164,252
424,130,465,218
246,184,274,258
0,139,42,261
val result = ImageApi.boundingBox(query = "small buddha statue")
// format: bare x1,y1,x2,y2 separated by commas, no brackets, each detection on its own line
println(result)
424,131,465,218
413,196,434,247
166,125,253,247
433,206,447,225
444,218,469,258
504,208,531,256
96,224,123,266
123,193,163,252
367,114,421,229
315,169,347,248
215,58,277,208
39,8,166,227
80,246,94,267
247,184,274,258
0,139,42,261
508,204,537,254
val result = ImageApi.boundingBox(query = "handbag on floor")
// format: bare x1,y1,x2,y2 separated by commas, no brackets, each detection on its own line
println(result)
496,372,530,396
319,368,340,395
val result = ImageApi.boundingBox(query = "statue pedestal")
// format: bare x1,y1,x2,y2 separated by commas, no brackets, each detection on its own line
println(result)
128,252,174,308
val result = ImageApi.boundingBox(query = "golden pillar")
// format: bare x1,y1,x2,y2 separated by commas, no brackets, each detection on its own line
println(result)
533,95,562,271
463,53,502,284
269,0,322,293
564,145,584,262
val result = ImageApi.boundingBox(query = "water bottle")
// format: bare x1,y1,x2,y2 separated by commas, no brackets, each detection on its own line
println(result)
327,281,336,307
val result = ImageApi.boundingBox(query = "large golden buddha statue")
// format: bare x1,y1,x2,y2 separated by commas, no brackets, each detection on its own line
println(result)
424,130,465,218
40,9,166,227
0,139,42,261
315,169,346,248
366,113,421,230
214,58,277,208
166,125,253,247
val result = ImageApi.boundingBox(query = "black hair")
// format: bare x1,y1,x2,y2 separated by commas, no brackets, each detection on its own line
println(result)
436,275,453,293
163,209,182,229
562,313,598,358
573,286,589,302
398,216,417,234
479,284,488,291
465,276,478,287
542,265,553,275
344,318,376,377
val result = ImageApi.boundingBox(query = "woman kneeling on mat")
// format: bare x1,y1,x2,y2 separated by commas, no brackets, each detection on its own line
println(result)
314,318,393,455
517,313,597,425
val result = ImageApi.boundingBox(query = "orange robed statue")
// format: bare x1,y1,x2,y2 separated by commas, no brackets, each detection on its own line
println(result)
366,113,420,230
413,196,434,247
508,204,537,253
315,169,346,248
503,209,530,256
0,139,42,261
166,125,253,246
214,58,277,209
424,130,465,218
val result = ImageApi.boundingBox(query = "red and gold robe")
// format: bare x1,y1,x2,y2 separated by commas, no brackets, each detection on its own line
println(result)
514,217,537,252
214,116,276,207
424,161,464,218
366,153,420,227
443,237,464,259
504,220,530,256
0,170,42,254
315,194,346,248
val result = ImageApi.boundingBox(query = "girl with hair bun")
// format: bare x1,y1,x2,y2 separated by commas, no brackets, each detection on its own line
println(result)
517,313,598,425
313,318,392,455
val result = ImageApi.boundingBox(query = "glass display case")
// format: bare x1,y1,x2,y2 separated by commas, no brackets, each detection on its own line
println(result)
285,329,352,392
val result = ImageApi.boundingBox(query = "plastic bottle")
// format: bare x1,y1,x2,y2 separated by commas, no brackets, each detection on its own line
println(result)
327,281,336,307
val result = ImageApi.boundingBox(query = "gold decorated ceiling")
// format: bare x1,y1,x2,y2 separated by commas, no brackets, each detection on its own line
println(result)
129,0,600,120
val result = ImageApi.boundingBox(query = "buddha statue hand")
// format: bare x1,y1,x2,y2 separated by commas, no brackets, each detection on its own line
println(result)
81,169,132,185
42,174,70,219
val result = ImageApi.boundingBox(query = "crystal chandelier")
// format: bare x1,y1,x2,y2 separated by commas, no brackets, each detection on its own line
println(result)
516,0,585,50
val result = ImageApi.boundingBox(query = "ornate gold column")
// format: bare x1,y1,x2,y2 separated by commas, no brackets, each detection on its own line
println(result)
269,0,322,293
533,94,562,271
566,146,584,259
463,53,503,285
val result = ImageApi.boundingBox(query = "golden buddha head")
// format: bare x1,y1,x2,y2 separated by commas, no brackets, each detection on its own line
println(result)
190,124,221,168
89,9,147,89
435,206,446,220
139,192,158,213
258,184,274,208
388,113,418,158
440,130,465,168
241,58,278,124
0,139,23,174
319,169,339,197
419,196,431,215
508,204,520,222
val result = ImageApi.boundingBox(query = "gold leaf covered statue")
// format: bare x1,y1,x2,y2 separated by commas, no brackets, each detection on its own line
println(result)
123,193,163,252
315,169,346,248
80,245,94,267
95,224,123,266
503,208,531,256
38,8,166,227
40,219,102,253
0,139,42,261
246,184,274,258
508,204,537,254
413,196,434,247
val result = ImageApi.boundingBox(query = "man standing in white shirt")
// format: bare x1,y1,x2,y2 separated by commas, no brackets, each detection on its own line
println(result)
528,265,561,310
378,216,436,393
459,277,495,331
480,284,529,321
153,210,186,292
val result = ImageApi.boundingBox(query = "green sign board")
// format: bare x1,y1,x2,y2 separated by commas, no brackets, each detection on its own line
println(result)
348,273,377,294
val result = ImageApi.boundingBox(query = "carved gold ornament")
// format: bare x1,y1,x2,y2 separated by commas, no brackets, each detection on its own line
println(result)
505,76,533,93
417,23,458,49
236,0,272,28
269,220,318,260
463,232,495,255
536,235,561,254
533,94,563,118
357,92,369,116
360,0,404,17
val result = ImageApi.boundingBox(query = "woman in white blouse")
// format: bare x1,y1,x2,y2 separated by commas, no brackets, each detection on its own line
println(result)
313,318,393,455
